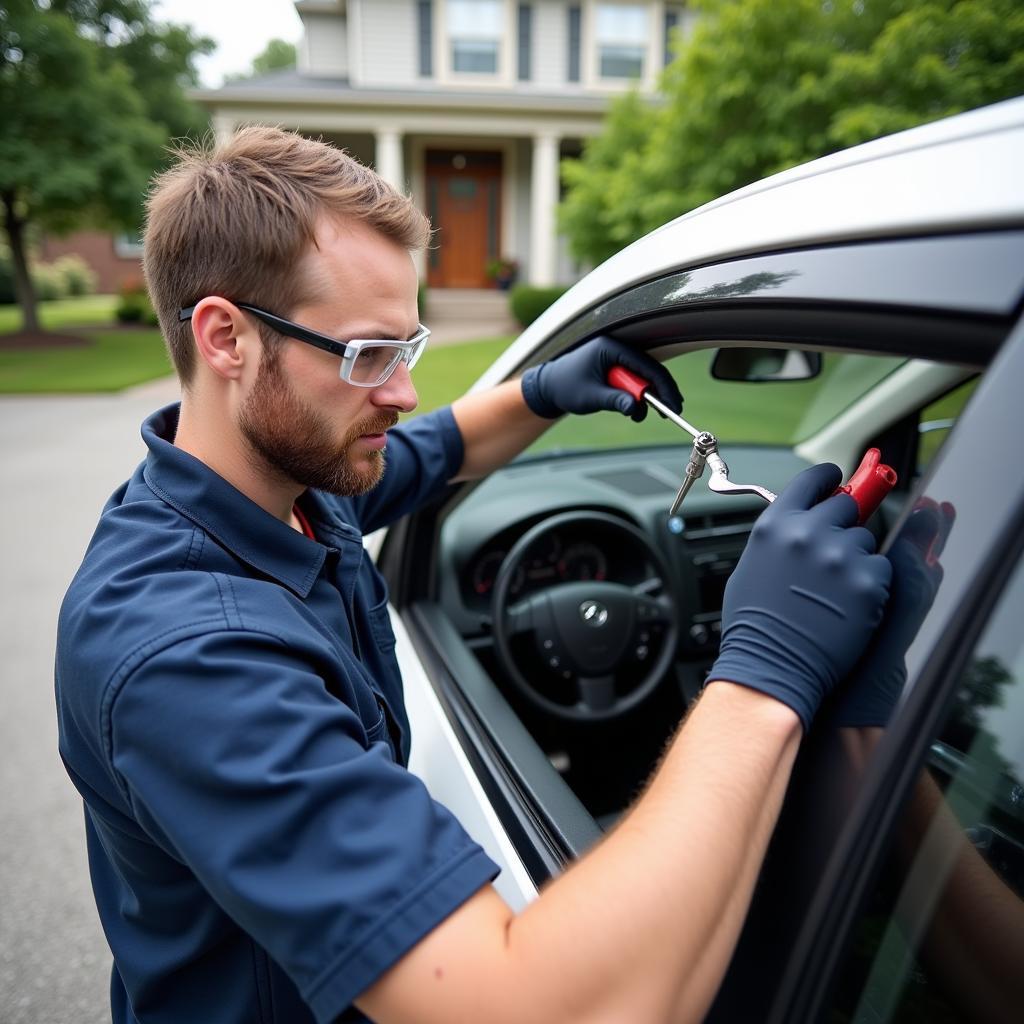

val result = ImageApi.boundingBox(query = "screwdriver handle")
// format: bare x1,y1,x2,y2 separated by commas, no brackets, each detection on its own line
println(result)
835,448,898,525
607,366,649,401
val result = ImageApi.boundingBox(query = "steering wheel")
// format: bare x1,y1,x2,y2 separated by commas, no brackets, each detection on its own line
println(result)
491,511,678,722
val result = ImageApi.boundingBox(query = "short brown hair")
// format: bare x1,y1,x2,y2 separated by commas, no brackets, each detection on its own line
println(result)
144,125,430,385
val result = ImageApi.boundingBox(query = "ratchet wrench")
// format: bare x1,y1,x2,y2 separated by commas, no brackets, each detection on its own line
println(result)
607,366,896,523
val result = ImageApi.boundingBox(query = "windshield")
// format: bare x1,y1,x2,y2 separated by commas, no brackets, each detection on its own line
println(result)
527,349,906,455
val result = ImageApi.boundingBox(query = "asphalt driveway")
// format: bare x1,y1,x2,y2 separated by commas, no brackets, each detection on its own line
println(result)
0,376,179,1024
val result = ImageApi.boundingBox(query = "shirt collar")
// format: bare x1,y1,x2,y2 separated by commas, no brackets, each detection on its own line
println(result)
141,403,327,597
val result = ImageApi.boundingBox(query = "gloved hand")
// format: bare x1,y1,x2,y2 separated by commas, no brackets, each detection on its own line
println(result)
520,335,683,421
828,499,954,728
708,463,893,733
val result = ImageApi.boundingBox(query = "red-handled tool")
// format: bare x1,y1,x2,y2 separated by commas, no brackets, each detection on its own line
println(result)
834,448,898,525
607,366,701,437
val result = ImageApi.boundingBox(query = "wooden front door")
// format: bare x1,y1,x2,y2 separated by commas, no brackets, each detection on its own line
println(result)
425,150,502,288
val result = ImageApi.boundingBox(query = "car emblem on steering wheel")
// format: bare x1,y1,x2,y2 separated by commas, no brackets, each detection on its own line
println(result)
579,600,609,627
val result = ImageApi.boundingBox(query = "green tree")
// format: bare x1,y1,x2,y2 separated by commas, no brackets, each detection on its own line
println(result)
560,0,1024,267
226,38,297,82
0,1,211,333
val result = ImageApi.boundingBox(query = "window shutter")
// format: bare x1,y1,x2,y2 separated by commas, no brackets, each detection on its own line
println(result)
418,0,433,77
568,4,581,83
518,4,532,81
664,9,679,67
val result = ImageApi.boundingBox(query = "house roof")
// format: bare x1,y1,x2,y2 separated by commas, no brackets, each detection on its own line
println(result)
194,70,623,116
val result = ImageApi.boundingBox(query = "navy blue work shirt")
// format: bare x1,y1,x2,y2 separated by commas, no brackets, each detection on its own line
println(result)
55,403,499,1024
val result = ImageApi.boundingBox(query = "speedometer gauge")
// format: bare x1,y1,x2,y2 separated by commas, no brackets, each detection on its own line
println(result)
472,551,525,597
558,542,608,583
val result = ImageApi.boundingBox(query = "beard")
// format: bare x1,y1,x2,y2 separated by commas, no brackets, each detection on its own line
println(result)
238,347,399,497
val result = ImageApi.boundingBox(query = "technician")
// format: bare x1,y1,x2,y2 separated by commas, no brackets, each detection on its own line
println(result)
56,127,892,1024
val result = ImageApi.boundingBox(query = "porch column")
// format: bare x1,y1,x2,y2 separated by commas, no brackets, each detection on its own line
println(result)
374,129,405,189
529,132,560,286
212,113,236,146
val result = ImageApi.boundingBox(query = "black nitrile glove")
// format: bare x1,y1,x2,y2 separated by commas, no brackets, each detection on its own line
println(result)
708,463,893,733
520,335,683,422
829,499,953,728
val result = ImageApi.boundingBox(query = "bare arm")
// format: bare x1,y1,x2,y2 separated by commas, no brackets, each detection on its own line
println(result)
357,682,801,1024
449,379,552,481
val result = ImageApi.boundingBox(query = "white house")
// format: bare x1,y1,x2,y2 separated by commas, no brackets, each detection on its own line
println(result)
196,0,694,289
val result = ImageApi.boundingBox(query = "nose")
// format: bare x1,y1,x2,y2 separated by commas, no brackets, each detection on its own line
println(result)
371,359,418,413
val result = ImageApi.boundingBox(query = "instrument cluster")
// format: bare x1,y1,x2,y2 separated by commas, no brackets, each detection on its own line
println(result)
464,526,613,607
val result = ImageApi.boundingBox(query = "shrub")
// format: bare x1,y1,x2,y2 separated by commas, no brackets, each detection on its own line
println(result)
509,284,569,328
116,281,159,326
417,281,428,317
32,263,68,302
52,255,98,296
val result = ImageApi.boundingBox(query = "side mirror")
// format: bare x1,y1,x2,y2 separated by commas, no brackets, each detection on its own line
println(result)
711,348,822,382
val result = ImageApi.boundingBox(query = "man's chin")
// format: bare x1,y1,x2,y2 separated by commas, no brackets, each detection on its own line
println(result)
318,449,385,497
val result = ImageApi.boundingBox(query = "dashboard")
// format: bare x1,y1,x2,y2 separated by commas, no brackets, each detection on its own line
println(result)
438,442,811,701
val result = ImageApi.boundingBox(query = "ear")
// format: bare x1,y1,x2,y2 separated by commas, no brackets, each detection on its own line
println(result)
189,297,258,382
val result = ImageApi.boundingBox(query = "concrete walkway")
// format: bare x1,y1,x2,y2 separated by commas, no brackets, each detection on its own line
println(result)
0,307,519,1023
1,390,171,1024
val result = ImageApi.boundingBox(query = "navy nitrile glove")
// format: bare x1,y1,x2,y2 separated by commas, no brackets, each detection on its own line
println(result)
829,499,953,728
520,335,683,422
708,463,893,733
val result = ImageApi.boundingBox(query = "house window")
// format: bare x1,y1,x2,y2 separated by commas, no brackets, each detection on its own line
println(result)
418,0,433,76
448,0,503,74
596,3,649,80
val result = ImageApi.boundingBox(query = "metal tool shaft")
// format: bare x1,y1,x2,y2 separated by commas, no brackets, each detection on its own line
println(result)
644,392,701,438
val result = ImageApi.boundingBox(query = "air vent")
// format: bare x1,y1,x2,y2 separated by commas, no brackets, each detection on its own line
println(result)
684,510,758,540
587,468,673,496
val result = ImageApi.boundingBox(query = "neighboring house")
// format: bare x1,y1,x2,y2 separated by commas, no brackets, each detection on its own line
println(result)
36,232,143,294
197,1,695,289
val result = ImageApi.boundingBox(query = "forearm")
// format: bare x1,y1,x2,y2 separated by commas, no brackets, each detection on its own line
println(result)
360,684,801,1024
505,682,801,1024
449,379,554,480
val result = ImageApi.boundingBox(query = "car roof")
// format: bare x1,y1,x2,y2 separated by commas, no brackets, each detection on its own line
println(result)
484,97,1024,387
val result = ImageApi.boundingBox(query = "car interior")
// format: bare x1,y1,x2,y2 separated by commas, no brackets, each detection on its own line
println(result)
440,348,976,819
380,341,976,843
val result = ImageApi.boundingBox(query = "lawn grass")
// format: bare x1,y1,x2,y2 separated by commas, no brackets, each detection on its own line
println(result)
0,329,171,393
411,336,513,413
0,294,119,333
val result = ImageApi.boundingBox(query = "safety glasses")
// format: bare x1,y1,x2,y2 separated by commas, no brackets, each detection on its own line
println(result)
178,302,430,387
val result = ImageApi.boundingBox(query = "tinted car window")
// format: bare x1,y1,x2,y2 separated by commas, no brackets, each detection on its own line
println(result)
829,554,1024,1023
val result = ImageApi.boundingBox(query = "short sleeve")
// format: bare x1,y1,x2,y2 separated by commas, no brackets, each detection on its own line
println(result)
107,628,498,1023
351,406,464,533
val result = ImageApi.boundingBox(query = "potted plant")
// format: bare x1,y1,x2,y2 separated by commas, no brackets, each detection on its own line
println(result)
486,257,519,291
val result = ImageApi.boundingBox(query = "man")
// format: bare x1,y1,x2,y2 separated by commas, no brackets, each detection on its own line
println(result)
56,127,891,1024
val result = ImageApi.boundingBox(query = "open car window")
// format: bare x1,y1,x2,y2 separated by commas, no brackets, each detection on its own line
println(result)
527,349,906,456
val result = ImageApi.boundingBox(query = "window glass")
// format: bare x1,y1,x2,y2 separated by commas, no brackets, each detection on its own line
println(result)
830,556,1024,1023
449,0,503,73
527,348,906,456
917,378,978,475
596,3,648,79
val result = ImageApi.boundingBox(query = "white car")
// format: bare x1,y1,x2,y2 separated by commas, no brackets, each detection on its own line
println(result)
381,98,1024,1022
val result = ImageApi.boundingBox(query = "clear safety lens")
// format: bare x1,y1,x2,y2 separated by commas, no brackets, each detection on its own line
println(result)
341,330,430,386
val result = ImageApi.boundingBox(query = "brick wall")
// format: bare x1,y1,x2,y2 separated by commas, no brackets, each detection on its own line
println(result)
37,231,143,294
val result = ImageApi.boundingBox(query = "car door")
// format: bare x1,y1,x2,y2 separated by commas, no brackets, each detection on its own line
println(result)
721,314,1024,1024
